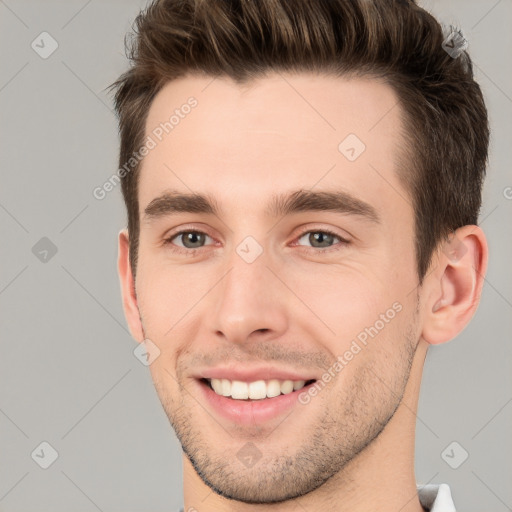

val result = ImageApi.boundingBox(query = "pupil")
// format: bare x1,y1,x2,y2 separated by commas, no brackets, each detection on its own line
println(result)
186,232,202,248
312,232,332,247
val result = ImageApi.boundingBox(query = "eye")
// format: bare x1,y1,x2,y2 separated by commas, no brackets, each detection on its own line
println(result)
164,230,214,252
163,228,350,254
294,228,350,252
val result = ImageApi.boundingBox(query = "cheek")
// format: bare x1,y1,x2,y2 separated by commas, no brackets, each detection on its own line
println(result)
325,303,418,413
291,265,413,365
287,263,392,333
135,257,208,336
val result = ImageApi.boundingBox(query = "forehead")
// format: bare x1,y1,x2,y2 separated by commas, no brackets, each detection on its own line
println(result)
138,72,409,222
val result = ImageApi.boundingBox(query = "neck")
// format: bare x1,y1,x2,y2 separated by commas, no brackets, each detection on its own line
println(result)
183,339,429,512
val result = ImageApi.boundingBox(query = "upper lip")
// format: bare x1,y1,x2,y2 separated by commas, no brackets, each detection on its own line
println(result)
194,366,317,383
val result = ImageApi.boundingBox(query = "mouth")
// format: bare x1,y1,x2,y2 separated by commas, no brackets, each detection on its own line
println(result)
199,377,317,401
194,369,320,425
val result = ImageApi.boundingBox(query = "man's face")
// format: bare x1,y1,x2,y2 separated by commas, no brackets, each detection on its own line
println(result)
129,73,425,502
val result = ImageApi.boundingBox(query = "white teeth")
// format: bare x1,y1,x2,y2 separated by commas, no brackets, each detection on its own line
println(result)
210,378,223,395
293,380,306,390
280,380,294,394
221,379,231,397
248,380,267,400
266,379,281,398
231,381,249,399
208,378,309,400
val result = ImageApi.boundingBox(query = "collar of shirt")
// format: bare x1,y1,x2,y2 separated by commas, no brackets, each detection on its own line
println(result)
417,484,456,512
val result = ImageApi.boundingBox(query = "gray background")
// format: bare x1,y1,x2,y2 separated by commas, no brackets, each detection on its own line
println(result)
0,0,511,510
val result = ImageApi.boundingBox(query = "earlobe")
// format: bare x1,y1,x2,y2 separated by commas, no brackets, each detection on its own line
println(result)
422,225,488,345
118,229,145,342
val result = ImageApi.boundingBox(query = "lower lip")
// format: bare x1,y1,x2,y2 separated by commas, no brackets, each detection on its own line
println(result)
197,379,315,425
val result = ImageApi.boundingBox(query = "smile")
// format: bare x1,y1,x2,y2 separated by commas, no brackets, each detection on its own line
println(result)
204,377,316,400
197,377,318,425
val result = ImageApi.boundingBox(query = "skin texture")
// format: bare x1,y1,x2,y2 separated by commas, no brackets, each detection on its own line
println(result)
118,73,488,511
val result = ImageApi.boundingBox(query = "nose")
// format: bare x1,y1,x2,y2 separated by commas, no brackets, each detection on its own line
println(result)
208,244,289,345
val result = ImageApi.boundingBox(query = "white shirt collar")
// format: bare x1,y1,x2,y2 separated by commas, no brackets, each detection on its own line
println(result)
417,483,456,512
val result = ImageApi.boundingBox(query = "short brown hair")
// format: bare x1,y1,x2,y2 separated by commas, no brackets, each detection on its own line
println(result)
108,0,489,284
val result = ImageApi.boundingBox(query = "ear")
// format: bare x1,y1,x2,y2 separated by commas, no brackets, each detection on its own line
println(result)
118,228,145,342
421,225,488,345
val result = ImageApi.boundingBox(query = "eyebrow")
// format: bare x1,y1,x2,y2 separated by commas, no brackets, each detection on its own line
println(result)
143,188,381,225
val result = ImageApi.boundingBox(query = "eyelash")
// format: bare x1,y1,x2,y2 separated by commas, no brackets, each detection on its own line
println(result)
163,227,351,255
